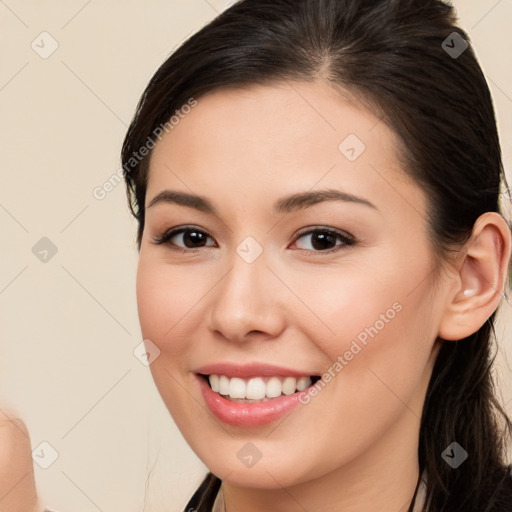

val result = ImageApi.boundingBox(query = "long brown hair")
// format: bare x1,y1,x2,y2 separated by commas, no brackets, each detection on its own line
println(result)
121,1,512,510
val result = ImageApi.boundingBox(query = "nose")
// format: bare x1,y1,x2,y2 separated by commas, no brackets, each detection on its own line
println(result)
207,245,287,343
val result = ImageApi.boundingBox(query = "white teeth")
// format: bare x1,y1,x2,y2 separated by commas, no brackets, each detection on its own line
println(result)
282,377,297,395
296,376,311,391
246,378,266,399
207,374,313,400
218,375,230,395
266,376,282,398
209,374,219,392
229,377,246,399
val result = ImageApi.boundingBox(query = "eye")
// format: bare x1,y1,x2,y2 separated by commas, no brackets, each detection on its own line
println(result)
151,226,216,252
291,227,355,254
151,225,356,255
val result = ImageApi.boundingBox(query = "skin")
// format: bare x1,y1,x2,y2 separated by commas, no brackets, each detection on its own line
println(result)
1,80,508,511
0,409,40,512
136,80,511,511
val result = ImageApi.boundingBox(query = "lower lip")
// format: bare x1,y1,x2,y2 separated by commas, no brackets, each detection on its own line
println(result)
196,374,307,428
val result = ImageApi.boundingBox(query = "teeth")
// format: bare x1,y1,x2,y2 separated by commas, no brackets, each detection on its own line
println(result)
266,376,282,398
207,374,313,400
246,377,266,399
218,375,230,395
229,377,246,399
282,377,297,395
209,374,219,392
296,376,311,391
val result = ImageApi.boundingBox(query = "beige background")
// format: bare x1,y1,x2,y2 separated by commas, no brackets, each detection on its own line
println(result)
0,1,511,511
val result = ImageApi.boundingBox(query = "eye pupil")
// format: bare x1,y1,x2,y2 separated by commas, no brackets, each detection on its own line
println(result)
311,231,337,251
183,230,206,248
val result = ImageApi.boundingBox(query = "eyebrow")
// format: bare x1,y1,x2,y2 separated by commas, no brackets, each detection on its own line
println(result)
146,188,378,215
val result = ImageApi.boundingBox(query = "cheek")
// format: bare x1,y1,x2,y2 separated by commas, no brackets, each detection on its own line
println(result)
135,255,203,352
279,280,435,477
296,250,437,418
135,257,210,432
296,257,434,361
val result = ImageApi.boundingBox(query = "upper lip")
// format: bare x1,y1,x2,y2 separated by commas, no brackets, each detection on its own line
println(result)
194,362,318,379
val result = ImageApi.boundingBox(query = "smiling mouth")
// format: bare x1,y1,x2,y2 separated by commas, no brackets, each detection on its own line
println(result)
198,373,322,402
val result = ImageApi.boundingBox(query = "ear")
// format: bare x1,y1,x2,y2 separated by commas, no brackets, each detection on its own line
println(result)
438,212,511,341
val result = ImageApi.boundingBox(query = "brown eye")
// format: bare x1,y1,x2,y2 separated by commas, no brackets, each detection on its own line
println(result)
152,227,216,250
152,225,355,255
292,228,355,254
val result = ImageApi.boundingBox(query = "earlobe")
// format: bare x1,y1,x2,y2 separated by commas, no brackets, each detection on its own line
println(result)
438,212,511,341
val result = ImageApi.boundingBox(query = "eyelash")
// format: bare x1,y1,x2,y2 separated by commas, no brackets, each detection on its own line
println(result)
151,226,356,255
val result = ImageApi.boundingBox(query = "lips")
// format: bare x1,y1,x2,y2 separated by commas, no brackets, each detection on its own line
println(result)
193,362,322,427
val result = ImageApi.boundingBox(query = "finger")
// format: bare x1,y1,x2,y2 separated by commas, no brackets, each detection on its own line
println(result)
0,409,41,512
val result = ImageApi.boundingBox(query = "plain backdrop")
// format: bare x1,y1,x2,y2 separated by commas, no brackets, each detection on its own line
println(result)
1,1,511,511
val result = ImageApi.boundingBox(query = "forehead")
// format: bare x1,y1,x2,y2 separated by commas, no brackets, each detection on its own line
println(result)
146,81,426,220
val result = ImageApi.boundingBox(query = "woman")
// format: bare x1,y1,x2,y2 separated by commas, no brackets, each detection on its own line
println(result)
120,0,512,510
3,0,511,511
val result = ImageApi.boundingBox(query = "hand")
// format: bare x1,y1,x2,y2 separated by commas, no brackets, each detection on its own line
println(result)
0,408,41,512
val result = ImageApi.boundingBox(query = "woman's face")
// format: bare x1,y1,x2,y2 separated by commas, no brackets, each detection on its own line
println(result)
136,81,446,488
